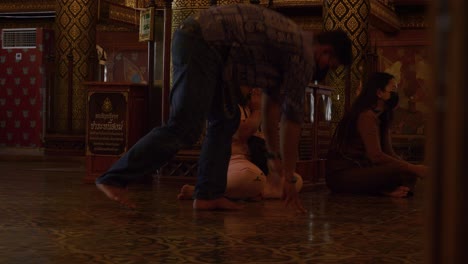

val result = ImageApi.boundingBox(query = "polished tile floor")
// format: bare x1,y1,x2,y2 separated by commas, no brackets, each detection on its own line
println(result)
0,151,427,264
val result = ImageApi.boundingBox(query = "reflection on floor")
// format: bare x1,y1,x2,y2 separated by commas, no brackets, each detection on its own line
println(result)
0,154,426,264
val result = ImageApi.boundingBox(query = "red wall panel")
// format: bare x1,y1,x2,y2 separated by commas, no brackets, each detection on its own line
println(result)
0,28,53,147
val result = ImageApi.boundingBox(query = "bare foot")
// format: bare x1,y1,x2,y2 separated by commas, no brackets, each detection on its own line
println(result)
193,197,244,210
177,184,195,200
96,183,136,209
382,186,411,198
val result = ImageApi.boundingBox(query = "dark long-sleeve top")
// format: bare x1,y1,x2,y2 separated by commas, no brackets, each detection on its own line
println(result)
328,110,409,172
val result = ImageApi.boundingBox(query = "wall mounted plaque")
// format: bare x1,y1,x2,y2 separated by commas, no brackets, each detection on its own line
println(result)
87,92,127,155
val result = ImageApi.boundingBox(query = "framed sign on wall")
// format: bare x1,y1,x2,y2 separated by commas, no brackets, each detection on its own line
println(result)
139,7,154,42
87,92,127,156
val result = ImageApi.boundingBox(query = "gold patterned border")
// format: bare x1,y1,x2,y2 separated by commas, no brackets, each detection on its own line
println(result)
268,0,322,8
1,0,422,32
172,0,320,8
172,0,248,8
0,0,55,12
370,0,400,32
172,0,211,8
97,23,137,32
399,14,427,29
103,1,169,26
109,4,141,25
290,16,323,31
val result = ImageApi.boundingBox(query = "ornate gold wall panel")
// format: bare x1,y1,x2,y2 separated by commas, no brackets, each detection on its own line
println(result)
172,0,208,33
110,0,139,8
55,0,98,132
324,0,370,123
172,0,243,32
269,0,321,8
0,0,403,33
0,0,55,12
108,4,140,25
98,0,152,26
399,14,426,29
101,0,163,8
0,21,54,29
291,16,323,32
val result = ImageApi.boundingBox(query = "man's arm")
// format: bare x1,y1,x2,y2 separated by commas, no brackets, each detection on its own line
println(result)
261,92,282,184
279,115,305,212
261,91,302,181
261,93,281,156
261,91,306,212
280,116,301,182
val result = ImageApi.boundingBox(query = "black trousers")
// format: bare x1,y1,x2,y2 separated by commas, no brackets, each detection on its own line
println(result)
325,163,418,195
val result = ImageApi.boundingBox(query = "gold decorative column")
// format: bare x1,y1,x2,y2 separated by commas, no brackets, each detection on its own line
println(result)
172,0,244,32
54,0,98,132
323,0,370,122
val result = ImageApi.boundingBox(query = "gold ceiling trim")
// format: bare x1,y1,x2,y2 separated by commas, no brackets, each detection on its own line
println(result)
1,0,421,32
0,0,55,12
102,1,165,26
369,0,400,32
108,4,140,25
268,0,322,8
399,14,427,29
97,23,138,32
291,16,323,31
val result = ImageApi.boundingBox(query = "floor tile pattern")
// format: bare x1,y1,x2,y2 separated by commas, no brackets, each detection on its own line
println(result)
0,156,426,263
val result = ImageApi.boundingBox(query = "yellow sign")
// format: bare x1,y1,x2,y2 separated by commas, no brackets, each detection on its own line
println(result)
139,7,154,42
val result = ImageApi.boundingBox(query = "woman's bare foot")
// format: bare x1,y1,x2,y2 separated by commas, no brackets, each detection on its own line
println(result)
193,197,244,210
96,183,136,209
382,186,411,198
177,184,195,200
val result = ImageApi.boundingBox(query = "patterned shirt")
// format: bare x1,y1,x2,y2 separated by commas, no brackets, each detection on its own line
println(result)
195,4,315,123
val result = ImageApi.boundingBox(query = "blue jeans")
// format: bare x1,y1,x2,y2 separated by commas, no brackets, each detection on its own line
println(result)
96,18,240,200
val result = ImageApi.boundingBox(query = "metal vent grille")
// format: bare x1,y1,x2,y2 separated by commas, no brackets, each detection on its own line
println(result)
2,28,37,49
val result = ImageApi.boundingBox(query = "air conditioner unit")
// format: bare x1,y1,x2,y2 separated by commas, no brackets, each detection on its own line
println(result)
2,28,37,49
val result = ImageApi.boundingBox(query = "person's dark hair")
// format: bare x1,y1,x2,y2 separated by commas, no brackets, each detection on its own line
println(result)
330,72,395,153
315,29,353,66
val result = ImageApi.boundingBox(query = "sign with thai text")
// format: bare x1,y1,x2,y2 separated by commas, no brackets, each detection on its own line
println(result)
87,92,127,155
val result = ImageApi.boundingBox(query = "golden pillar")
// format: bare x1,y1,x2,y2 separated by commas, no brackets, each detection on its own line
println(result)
172,0,244,32
323,0,370,122
54,0,98,132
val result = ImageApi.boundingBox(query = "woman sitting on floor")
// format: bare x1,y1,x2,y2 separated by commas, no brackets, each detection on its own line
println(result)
326,72,428,198
178,87,303,201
